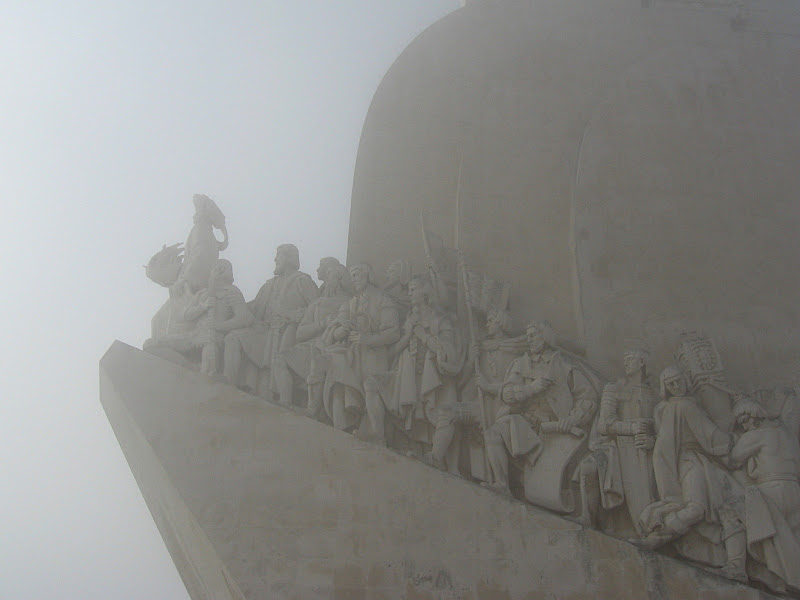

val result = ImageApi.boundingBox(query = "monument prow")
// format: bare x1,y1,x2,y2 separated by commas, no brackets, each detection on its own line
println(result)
101,341,779,599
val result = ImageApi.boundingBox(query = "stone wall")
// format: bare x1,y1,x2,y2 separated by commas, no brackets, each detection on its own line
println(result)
347,0,800,385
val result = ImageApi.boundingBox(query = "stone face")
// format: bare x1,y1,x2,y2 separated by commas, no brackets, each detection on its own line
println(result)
347,0,800,386
101,341,781,599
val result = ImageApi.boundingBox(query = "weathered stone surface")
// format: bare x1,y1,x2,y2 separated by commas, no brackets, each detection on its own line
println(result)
348,0,800,386
101,341,780,599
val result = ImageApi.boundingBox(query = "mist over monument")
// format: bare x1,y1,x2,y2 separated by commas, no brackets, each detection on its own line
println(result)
102,1,800,598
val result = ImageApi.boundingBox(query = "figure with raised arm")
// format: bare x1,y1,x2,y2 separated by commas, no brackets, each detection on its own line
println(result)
179,194,229,292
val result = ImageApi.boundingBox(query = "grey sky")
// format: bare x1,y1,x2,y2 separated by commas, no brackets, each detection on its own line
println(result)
0,2,459,598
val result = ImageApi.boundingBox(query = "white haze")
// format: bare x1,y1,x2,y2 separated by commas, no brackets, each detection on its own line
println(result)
0,2,459,598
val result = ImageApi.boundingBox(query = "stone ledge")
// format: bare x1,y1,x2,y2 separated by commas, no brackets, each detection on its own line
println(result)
100,341,779,599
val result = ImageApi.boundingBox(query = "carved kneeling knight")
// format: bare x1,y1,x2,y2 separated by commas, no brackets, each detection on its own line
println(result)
638,367,747,582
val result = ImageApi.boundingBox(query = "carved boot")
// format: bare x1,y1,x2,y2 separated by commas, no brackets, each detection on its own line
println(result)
719,531,747,583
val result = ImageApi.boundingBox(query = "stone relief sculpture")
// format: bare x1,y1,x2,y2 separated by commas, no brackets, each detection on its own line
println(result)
388,276,467,473
180,259,253,376
578,348,656,536
466,309,527,483
223,244,318,402
144,195,240,373
321,263,400,435
731,400,800,594
638,367,747,582
141,207,800,594
382,258,412,321
180,194,229,292
283,257,352,418
484,321,602,511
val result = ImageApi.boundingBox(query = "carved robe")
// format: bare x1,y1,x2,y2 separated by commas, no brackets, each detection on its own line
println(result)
390,306,465,437
193,284,249,346
464,335,528,482
492,350,598,460
180,222,221,291
228,270,318,392
732,422,800,592
590,378,657,532
645,396,744,567
322,286,400,426
285,293,350,382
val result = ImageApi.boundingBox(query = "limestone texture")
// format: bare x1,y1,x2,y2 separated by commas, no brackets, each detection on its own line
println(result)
347,0,800,386
101,341,781,599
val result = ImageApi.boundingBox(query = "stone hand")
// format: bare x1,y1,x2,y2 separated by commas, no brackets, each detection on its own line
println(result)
634,434,654,450
556,414,579,433
270,314,288,329
528,377,553,395
630,419,652,436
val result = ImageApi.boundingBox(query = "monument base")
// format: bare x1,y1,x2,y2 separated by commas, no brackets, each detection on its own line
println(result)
100,341,777,599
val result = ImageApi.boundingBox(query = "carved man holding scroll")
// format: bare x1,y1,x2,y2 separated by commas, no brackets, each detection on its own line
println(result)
484,321,601,510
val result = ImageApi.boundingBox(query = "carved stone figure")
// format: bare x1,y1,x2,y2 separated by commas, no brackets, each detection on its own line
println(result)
730,401,800,593
179,194,229,292
145,242,192,361
143,279,201,370
223,244,318,401
638,367,747,582
382,258,412,321
281,257,352,418
134,200,800,593
322,263,400,434
467,309,527,482
144,260,252,375
387,276,466,473
756,386,800,443
144,195,232,371
578,348,656,536
484,321,601,510
183,260,253,375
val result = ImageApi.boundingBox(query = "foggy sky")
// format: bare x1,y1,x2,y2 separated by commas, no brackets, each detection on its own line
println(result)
0,3,459,598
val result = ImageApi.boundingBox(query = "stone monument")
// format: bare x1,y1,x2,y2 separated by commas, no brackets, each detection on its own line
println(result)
102,1,800,598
